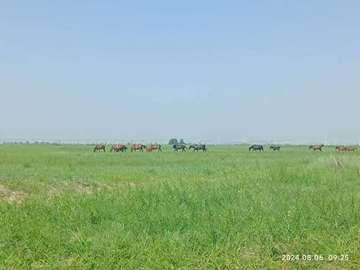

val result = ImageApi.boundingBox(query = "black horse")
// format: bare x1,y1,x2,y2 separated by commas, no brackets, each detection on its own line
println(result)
189,144,207,152
270,145,281,151
173,144,187,152
249,144,264,152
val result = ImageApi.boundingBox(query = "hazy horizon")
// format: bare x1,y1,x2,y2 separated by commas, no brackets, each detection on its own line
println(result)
1,1,360,144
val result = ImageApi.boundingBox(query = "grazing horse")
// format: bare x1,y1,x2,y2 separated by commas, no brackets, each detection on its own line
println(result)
309,144,324,151
93,144,106,152
110,144,127,152
249,144,264,152
270,145,281,151
131,144,146,152
189,144,207,152
146,144,162,152
173,144,187,152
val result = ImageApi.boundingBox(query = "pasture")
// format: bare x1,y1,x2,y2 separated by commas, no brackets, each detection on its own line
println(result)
0,144,360,269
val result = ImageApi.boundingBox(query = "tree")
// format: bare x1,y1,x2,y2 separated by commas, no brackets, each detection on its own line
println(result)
168,138,178,145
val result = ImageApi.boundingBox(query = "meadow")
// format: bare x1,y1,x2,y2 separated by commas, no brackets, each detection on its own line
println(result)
0,144,359,269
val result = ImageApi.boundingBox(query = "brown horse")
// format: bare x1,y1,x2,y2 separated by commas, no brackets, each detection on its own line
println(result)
131,144,146,152
94,144,106,152
309,144,324,151
110,144,127,152
146,144,162,152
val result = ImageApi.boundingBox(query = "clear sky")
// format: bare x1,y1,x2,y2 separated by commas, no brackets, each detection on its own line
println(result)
1,1,360,144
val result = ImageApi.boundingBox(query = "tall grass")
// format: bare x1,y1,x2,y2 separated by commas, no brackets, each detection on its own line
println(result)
0,145,359,269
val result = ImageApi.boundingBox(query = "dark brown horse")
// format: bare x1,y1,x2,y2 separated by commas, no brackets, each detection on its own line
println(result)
146,144,162,152
269,145,281,151
309,144,324,151
110,144,127,152
173,144,187,152
249,144,264,152
131,144,146,152
189,144,207,152
93,144,106,152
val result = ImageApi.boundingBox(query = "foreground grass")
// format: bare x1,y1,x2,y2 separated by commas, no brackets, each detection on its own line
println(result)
0,144,360,269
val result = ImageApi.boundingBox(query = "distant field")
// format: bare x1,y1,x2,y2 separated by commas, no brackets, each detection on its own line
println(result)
0,144,359,269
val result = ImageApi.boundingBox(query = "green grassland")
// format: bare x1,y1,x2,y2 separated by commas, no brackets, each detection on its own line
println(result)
0,144,360,269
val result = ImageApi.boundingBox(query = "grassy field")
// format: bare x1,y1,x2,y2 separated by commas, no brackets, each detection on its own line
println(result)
0,144,360,269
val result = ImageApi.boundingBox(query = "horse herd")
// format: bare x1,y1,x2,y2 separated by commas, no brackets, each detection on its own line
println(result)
248,145,281,152
248,144,359,152
335,145,359,152
93,143,359,153
308,144,358,152
93,143,207,152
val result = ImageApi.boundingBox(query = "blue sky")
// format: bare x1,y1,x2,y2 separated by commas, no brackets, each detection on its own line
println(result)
1,1,360,143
